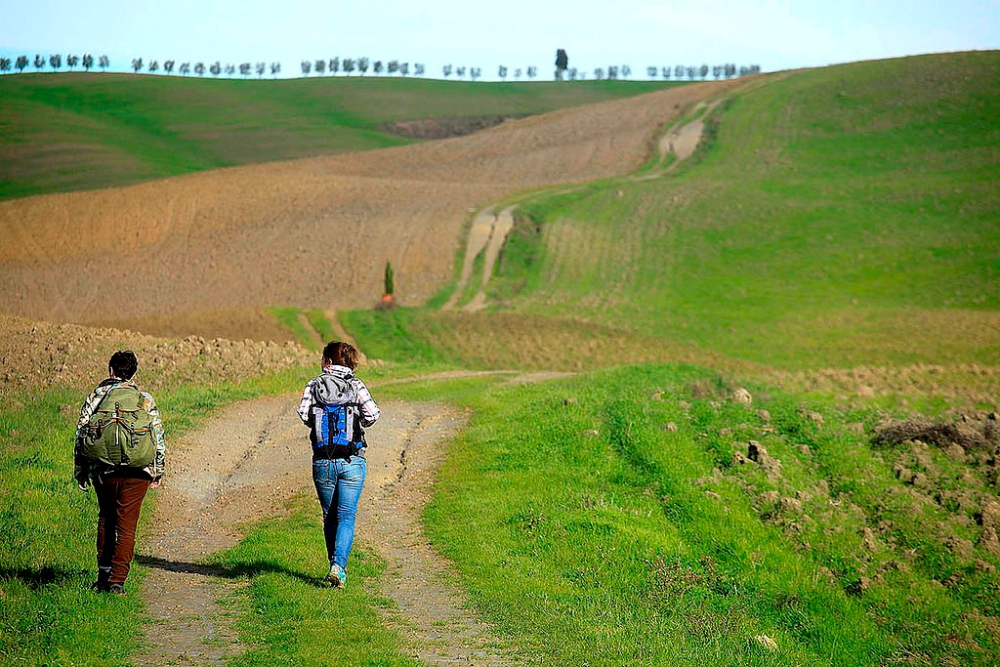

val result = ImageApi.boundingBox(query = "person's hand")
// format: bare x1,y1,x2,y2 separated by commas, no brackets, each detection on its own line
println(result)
150,478,162,489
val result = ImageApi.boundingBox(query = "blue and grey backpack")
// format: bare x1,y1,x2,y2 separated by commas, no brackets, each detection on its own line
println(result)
309,373,364,452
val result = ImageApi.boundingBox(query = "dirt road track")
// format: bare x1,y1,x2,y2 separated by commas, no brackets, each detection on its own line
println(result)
135,393,513,666
442,205,515,312
442,98,721,313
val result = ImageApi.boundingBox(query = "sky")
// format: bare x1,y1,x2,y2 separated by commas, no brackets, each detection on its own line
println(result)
1,0,998,80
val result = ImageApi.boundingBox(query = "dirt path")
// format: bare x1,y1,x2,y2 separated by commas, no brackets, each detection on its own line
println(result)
442,97,722,313
464,206,515,312
657,102,714,167
363,403,512,665
134,391,514,665
325,310,356,347
136,396,303,665
442,207,497,310
295,313,324,349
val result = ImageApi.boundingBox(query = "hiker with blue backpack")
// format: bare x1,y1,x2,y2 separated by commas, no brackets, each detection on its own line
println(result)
297,341,380,588
75,350,166,595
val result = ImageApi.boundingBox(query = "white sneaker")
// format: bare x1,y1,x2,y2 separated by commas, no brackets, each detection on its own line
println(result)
325,564,347,589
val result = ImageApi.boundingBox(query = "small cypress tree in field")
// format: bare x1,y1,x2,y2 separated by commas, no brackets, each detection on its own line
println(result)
384,261,395,294
381,261,395,308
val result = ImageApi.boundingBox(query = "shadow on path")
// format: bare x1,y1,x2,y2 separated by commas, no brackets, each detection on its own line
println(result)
0,565,83,590
136,553,324,588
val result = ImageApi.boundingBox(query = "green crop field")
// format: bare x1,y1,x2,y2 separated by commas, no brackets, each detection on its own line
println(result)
0,72,680,200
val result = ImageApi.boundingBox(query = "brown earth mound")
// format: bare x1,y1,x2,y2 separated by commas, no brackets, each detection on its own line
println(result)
873,414,1000,452
0,80,743,339
0,314,312,398
94,308,300,345
381,115,525,140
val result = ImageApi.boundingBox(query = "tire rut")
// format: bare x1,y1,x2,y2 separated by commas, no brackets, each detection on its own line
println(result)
361,404,513,665
295,312,324,350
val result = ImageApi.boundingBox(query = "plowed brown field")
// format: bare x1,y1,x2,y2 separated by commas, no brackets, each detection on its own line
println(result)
0,81,742,338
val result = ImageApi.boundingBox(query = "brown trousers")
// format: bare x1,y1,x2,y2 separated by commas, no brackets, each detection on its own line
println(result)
94,475,150,585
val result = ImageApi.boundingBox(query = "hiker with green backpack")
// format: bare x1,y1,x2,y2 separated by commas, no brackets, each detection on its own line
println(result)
75,350,166,595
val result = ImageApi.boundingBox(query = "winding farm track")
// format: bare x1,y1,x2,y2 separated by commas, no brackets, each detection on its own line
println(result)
0,79,747,338
442,205,516,311
443,100,721,311
134,384,520,665
657,101,718,168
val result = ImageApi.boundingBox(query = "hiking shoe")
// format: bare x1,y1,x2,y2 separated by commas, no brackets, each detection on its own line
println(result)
325,564,347,589
108,583,126,596
90,580,110,592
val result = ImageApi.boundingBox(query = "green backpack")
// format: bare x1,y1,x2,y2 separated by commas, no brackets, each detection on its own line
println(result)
81,384,157,468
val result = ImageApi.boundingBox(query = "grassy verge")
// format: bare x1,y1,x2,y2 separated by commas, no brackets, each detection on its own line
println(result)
0,386,146,665
305,310,336,344
339,308,455,369
491,207,547,303
269,307,320,350
390,365,1000,666
268,306,345,351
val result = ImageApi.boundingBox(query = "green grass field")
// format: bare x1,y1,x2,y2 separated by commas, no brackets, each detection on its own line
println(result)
381,366,1000,666
2,51,998,665
510,52,999,366
0,72,681,200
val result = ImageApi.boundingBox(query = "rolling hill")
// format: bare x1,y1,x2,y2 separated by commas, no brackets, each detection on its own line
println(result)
352,51,1000,375
0,73,682,200
0,78,742,334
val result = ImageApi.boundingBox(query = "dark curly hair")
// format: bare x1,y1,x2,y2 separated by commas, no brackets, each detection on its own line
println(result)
109,350,138,380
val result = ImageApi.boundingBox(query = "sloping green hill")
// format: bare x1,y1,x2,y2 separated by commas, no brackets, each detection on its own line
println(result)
389,51,998,372
0,73,679,200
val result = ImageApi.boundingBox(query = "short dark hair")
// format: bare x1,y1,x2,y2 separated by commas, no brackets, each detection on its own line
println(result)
322,341,358,370
109,350,138,380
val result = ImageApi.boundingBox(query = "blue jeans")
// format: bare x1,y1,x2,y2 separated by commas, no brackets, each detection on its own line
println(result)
312,457,366,569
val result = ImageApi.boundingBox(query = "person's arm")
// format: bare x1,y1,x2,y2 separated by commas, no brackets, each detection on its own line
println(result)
143,392,166,484
297,380,315,425
354,380,380,428
74,388,102,488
